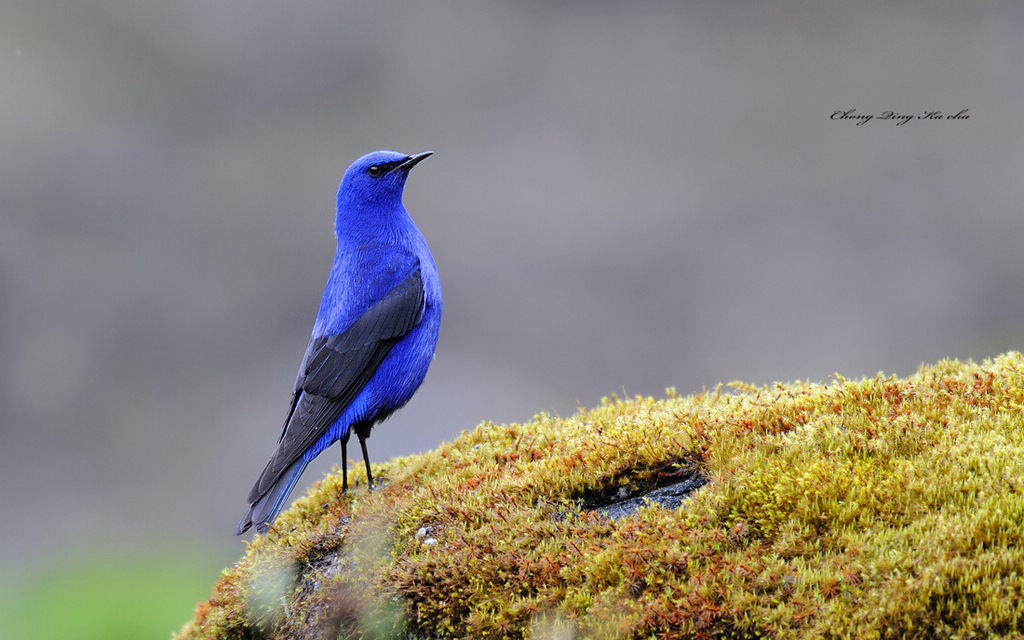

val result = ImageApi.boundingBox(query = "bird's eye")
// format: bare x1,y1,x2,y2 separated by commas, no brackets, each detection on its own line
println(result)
367,165,383,177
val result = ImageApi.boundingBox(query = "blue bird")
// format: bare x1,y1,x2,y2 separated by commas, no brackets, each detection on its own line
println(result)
236,150,441,535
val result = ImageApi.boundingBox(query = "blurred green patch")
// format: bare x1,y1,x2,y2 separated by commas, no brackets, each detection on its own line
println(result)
0,552,220,640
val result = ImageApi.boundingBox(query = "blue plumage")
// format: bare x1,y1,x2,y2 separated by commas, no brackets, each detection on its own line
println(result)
236,150,441,535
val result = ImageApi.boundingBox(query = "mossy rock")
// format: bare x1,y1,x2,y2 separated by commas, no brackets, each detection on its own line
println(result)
178,353,1024,639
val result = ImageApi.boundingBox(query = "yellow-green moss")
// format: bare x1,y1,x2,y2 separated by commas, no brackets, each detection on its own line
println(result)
177,353,1024,639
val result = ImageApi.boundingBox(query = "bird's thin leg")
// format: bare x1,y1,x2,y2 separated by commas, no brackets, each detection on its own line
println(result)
359,434,374,490
340,437,349,493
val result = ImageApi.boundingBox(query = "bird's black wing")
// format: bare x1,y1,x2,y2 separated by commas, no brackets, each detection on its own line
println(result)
246,267,425,503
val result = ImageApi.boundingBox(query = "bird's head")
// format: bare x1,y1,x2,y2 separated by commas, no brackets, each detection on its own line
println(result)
336,150,432,215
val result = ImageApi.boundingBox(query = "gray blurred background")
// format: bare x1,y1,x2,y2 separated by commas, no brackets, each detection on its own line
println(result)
2,0,1023,615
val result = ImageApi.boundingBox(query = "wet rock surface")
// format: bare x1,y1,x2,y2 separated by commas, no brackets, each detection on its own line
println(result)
582,471,708,520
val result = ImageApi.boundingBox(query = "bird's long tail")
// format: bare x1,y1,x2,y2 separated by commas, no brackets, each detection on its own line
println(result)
235,457,310,535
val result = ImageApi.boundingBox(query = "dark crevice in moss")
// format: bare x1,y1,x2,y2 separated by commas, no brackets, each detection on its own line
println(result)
579,460,707,519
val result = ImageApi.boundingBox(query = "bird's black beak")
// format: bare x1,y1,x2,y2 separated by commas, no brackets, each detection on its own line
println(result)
393,151,433,173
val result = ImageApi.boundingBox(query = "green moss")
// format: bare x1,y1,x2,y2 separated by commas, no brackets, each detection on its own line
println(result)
178,352,1024,639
